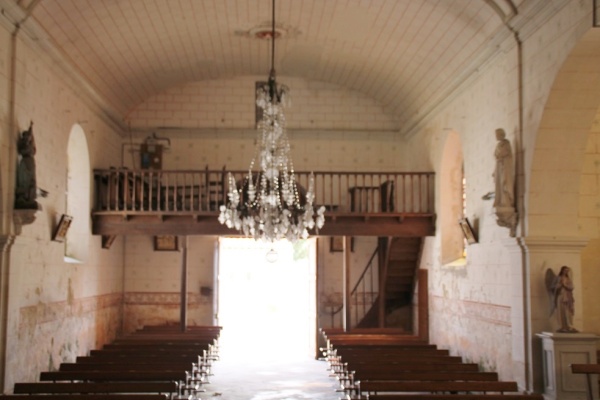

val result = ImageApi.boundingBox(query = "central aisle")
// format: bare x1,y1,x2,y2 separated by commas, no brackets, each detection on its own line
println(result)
204,357,341,400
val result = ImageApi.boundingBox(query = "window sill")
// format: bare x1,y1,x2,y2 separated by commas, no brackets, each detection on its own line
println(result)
443,257,467,269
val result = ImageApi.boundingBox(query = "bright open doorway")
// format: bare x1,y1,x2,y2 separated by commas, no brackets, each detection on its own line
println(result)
217,238,317,362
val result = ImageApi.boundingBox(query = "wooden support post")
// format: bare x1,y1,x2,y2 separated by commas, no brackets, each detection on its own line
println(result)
343,236,351,332
377,237,388,328
180,236,187,333
417,268,429,342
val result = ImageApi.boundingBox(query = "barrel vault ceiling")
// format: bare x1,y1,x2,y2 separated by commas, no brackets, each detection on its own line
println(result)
2,0,563,137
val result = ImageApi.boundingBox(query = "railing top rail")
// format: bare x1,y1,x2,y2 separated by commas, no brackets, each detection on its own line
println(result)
94,169,434,175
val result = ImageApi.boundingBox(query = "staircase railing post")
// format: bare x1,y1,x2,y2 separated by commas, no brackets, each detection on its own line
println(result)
343,235,352,332
377,237,390,328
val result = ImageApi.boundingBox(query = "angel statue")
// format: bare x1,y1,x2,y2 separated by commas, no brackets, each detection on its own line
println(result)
546,266,578,333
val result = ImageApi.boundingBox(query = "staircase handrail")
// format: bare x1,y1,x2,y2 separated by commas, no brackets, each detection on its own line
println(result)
352,247,379,295
327,246,379,327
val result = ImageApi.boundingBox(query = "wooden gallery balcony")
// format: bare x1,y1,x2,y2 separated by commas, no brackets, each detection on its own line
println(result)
92,168,436,237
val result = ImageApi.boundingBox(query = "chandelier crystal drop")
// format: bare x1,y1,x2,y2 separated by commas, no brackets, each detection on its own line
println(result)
218,0,325,242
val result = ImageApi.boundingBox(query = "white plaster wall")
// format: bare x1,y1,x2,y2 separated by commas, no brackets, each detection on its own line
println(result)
0,27,125,389
127,77,398,132
414,1,598,388
124,75,428,173
124,128,414,173
122,235,216,332
414,59,522,381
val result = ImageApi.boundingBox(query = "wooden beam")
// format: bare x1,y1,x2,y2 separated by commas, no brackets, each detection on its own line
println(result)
92,213,435,237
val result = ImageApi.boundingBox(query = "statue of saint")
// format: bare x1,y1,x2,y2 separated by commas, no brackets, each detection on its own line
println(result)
15,121,37,209
493,128,514,208
550,266,578,333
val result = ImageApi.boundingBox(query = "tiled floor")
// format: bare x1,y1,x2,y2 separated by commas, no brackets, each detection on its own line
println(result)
203,357,342,400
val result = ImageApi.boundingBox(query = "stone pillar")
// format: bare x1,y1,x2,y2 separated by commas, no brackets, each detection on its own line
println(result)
0,235,15,392
503,237,532,392
537,332,599,400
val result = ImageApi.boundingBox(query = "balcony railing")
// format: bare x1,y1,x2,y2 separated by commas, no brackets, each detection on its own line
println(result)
93,168,435,216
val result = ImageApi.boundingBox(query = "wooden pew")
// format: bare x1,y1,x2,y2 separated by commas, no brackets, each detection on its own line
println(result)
333,354,465,365
329,354,468,388
571,363,599,400
351,371,499,382
5,328,223,400
88,348,214,379
108,336,218,361
322,331,532,400
327,337,429,346
40,370,188,382
91,348,205,355
13,381,178,395
356,380,520,393
90,346,214,375
103,343,212,351
366,395,544,400
323,332,425,342
73,356,209,382
332,347,450,357
59,362,196,372
323,335,466,386
114,334,218,342
321,328,407,335
136,325,222,334
110,334,216,341
1,395,169,400
77,354,201,363
334,358,493,390
346,362,480,373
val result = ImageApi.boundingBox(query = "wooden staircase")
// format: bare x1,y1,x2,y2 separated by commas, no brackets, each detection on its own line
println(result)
385,237,422,309
356,236,423,329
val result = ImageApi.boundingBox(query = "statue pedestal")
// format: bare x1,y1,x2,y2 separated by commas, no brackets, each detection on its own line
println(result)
494,206,518,236
13,203,41,235
537,332,599,400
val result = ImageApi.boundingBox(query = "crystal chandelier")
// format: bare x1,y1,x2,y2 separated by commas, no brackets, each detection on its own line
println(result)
218,0,325,242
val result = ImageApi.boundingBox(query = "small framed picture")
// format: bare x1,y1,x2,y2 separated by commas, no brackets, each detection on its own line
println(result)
154,235,178,251
459,218,477,245
52,214,73,242
330,236,354,252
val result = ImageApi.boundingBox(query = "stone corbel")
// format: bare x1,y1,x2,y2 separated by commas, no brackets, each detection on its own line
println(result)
13,203,41,235
494,206,518,237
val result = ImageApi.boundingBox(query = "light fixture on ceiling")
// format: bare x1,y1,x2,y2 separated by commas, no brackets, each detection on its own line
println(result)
265,248,278,263
218,0,325,242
